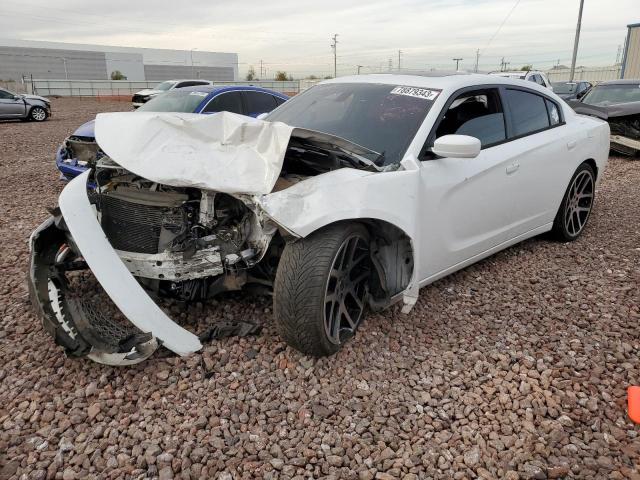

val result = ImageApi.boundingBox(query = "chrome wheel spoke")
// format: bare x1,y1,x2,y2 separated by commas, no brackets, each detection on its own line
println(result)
564,169,594,237
323,234,370,345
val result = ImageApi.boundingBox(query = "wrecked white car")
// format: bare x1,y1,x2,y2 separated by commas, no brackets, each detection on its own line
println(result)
28,74,610,365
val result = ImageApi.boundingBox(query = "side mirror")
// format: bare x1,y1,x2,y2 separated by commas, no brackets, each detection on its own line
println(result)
13,95,22,100
432,134,481,159
256,113,268,120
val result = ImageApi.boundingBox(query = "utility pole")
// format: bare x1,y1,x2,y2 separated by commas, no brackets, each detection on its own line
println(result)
453,58,463,70
569,0,585,82
474,49,480,73
260,60,263,79
388,58,393,71
190,48,197,77
357,65,363,74
331,34,339,78
61,57,68,79
615,45,622,64
398,50,402,71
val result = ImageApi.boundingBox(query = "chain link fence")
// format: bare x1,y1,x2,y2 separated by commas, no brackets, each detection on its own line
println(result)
18,79,322,98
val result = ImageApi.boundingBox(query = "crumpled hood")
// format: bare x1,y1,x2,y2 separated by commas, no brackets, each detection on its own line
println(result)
95,111,295,195
23,94,49,103
569,100,640,120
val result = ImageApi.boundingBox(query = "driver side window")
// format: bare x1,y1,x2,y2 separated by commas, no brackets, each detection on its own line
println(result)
434,88,506,149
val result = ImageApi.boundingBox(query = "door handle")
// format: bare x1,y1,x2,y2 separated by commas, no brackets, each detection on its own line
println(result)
506,162,520,175
567,140,577,150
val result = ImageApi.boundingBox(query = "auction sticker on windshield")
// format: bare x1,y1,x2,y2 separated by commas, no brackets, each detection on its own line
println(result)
390,86,441,100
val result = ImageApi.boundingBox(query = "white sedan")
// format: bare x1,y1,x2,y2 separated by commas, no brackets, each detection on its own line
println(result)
28,74,610,365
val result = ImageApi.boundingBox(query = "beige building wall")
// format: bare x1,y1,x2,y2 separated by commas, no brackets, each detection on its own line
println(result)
622,23,640,79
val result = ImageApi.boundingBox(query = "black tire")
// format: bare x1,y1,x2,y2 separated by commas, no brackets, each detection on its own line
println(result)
551,162,596,241
29,106,48,122
273,223,371,356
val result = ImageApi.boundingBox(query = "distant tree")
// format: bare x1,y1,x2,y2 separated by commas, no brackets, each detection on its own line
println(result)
520,65,533,71
274,71,289,81
246,66,257,81
110,70,127,80
306,74,318,80
324,75,333,79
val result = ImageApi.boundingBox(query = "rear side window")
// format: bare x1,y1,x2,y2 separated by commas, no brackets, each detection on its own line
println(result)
505,89,550,137
176,81,208,88
202,92,243,114
244,91,277,115
545,99,561,126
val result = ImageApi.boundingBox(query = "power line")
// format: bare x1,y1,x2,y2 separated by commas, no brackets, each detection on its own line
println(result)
481,0,523,54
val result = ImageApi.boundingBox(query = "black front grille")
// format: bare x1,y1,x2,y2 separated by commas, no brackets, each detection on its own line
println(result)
98,195,183,254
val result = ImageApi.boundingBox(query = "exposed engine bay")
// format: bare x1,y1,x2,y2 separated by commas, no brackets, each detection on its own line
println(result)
92,159,279,301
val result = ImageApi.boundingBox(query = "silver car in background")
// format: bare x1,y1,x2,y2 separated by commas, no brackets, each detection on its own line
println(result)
131,79,213,108
0,88,51,121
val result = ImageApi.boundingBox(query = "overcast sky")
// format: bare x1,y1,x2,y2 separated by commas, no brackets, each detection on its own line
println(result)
0,0,634,78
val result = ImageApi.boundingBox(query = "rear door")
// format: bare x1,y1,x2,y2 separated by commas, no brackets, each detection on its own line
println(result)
242,91,278,117
499,87,575,235
0,89,26,118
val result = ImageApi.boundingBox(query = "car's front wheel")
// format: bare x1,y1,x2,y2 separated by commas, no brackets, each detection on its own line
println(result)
551,162,596,241
273,223,371,356
29,106,48,122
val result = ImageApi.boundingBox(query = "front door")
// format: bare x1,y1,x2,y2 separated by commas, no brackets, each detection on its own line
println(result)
0,90,26,118
417,87,518,279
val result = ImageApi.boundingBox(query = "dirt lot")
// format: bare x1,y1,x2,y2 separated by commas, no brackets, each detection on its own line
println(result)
1,98,639,480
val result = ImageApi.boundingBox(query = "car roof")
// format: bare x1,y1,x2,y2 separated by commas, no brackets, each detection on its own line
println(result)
595,79,640,86
174,85,289,97
162,79,212,83
320,73,550,92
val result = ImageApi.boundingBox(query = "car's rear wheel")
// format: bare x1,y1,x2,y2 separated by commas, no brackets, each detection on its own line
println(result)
273,223,371,356
29,106,48,122
551,162,596,241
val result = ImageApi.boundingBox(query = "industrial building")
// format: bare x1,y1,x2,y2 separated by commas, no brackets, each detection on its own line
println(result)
621,22,640,79
0,38,238,82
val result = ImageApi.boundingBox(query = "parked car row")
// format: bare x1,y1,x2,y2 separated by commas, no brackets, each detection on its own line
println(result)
28,72,611,365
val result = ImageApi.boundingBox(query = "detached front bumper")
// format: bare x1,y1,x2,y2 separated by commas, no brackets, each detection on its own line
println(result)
28,171,202,364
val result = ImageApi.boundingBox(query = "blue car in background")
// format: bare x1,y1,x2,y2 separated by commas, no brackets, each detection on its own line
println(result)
56,85,289,180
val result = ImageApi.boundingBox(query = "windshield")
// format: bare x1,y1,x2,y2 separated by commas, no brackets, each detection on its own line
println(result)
154,81,177,91
581,83,640,106
266,83,437,165
552,82,577,94
137,90,208,112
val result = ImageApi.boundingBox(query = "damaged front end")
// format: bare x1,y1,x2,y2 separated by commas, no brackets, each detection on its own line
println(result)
30,111,419,365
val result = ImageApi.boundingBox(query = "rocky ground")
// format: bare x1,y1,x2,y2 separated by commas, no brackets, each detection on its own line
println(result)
0,98,639,480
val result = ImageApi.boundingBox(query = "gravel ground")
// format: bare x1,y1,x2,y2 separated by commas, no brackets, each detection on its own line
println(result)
1,98,639,480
